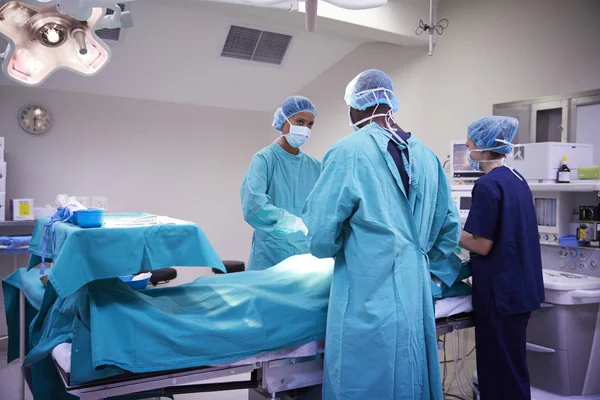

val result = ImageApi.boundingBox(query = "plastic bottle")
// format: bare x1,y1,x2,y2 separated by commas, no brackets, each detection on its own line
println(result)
557,156,571,183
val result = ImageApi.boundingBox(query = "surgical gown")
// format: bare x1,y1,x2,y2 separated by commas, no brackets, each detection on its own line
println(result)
242,144,321,271
303,123,460,400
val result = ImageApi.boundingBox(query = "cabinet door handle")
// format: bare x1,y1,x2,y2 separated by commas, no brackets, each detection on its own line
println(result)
526,342,556,353
571,289,600,299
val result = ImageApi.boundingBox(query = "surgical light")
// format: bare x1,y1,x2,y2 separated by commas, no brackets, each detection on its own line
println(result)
0,1,110,86
44,26,61,44
206,0,388,32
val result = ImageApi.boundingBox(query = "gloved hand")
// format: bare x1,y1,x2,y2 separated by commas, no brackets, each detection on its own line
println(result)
274,213,309,235
293,218,309,236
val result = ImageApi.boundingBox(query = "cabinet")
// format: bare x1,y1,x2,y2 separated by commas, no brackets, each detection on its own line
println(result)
532,100,569,143
492,103,532,144
570,94,600,164
494,89,600,146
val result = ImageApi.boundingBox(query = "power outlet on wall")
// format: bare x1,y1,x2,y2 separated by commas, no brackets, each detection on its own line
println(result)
91,196,109,211
75,196,90,207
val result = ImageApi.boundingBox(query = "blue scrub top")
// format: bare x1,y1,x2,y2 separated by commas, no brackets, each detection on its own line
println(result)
387,130,411,197
464,166,545,315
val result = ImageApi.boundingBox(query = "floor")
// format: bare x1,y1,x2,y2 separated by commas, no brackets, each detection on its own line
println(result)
0,329,478,400
0,340,33,400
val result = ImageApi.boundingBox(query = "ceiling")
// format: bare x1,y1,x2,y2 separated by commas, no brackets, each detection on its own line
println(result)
0,0,428,111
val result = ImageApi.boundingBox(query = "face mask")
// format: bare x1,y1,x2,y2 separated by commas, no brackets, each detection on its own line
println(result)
467,149,506,171
467,139,522,180
286,125,311,148
467,150,482,171
276,113,312,148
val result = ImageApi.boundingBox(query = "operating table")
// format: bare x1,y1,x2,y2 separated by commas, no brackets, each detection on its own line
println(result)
4,217,474,400
45,296,475,400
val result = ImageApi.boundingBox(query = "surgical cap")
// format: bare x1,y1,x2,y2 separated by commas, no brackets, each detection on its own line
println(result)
467,116,519,154
344,69,400,112
272,96,316,131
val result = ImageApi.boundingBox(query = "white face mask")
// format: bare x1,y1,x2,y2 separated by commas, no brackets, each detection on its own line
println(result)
286,124,311,148
274,114,312,148
468,139,522,180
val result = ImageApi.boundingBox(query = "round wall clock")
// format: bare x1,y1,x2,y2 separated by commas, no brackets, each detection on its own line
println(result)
19,105,51,134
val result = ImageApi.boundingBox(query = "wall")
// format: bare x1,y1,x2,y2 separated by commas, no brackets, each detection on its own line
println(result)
0,87,274,298
300,0,600,160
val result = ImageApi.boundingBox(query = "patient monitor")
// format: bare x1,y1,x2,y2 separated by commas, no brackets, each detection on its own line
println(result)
450,140,484,181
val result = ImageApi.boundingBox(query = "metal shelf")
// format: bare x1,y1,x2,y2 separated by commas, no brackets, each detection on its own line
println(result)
0,220,37,236
0,220,36,227
540,242,599,251
528,180,600,192
452,180,600,193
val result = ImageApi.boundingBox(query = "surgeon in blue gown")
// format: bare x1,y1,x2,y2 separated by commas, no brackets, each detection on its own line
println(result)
459,116,544,400
303,69,461,400
241,96,321,271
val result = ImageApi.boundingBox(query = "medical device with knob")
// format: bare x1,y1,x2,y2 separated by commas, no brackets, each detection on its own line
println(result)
0,2,111,86
526,244,600,399
452,153,600,399
0,0,134,86
521,183,600,400
451,190,472,225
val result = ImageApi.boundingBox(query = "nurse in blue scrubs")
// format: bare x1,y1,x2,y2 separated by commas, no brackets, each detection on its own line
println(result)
459,116,545,400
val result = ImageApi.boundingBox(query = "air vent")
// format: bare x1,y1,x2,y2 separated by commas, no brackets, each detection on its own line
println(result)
96,3,126,42
221,25,292,65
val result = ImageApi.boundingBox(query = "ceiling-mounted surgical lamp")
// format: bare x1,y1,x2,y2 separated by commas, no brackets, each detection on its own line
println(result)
304,0,391,31
204,0,299,11
0,1,110,86
207,0,388,32
57,0,134,27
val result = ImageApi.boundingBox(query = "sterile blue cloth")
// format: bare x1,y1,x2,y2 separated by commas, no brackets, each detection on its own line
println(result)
241,145,320,270
430,251,462,289
7,255,332,399
27,213,225,297
3,253,465,400
3,267,46,310
303,122,461,400
430,257,472,300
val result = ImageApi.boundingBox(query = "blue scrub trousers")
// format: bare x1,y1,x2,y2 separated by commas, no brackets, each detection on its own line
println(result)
475,298,532,400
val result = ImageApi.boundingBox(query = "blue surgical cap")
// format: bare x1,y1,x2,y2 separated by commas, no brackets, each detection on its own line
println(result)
467,116,519,155
344,69,400,112
272,96,316,131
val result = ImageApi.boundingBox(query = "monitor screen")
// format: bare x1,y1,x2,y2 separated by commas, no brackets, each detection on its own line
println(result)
459,196,472,210
452,141,484,180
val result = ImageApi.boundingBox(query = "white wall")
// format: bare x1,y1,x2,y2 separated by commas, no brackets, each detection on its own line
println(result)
301,0,600,160
0,87,275,287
